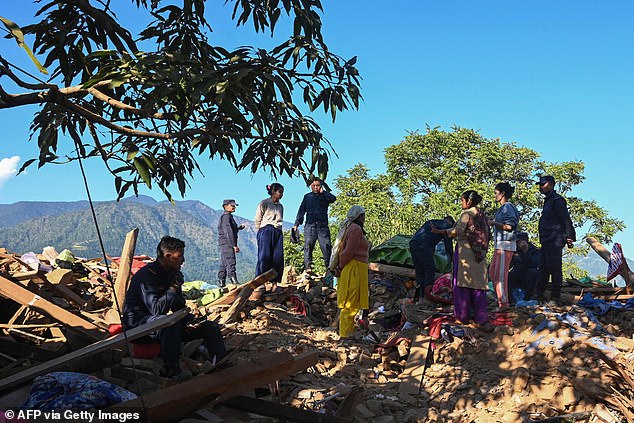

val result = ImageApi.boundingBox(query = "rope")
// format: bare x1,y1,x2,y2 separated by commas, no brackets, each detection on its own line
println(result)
72,135,148,411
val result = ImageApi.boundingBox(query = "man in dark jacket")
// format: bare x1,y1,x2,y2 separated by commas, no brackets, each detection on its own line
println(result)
409,216,455,302
293,178,336,272
533,175,576,304
217,199,245,286
123,236,226,378
508,232,540,303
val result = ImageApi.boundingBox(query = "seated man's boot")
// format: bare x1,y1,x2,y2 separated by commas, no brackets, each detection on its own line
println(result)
228,276,239,285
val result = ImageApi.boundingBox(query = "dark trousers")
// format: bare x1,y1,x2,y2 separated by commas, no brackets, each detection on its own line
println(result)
218,244,236,280
535,245,563,300
303,222,332,270
409,241,436,288
509,268,539,303
256,225,284,283
159,314,226,368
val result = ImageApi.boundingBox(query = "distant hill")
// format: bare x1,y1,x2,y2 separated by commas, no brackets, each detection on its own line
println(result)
0,196,629,283
0,196,261,283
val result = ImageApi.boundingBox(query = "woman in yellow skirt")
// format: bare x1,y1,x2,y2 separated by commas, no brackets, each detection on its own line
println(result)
330,206,370,338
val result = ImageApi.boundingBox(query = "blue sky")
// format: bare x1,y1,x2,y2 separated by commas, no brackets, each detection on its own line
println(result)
0,1,632,249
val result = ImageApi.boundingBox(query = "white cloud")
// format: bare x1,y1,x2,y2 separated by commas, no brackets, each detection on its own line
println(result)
0,156,21,189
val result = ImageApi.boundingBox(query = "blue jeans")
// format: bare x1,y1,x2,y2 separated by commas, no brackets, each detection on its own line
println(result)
256,225,284,283
303,222,332,270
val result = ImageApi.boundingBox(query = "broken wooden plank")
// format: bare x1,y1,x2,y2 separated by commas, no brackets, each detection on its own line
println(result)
398,334,431,394
369,262,415,278
0,275,104,340
213,350,319,404
219,269,278,324
111,350,317,423
223,395,339,423
111,228,139,311
1,254,88,308
207,268,277,308
0,308,188,393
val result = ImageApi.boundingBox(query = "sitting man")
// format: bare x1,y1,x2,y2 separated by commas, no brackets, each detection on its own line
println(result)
123,236,226,377
409,216,455,302
508,232,541,303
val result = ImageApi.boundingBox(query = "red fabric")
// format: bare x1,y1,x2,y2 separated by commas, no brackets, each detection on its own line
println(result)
289,294,308,316
425,285,453,304
108,324,160,358
131,342,161,359
426,315,455,339
489,312,513,326
112,257,148,275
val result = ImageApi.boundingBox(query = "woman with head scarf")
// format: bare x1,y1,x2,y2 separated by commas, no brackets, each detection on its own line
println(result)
432,190,494,332
329,205,370,338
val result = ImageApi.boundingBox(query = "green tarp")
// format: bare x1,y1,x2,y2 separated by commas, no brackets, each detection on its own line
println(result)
368,234,452,274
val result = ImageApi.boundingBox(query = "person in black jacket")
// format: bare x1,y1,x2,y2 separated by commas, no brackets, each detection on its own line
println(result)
508,232,540,303
123,236,226,378
533,175,576,304
293,178,336,272
217,199,245,286
409,216,455,302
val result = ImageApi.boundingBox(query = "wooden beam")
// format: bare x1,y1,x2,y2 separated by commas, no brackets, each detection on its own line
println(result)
213,350,318,404
399,334,431,394
111,350,317,423
0,275,104,340
218,282,257,325
111,228,139,310
368,262,415,278
207,268,278,308
0,308,187,393
223,395,339,423
0,254,87,308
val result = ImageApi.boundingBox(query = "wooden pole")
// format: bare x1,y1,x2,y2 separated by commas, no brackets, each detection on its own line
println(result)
111,228,139,311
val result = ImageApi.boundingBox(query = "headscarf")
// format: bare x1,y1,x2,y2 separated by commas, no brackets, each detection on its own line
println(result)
329,205,366,271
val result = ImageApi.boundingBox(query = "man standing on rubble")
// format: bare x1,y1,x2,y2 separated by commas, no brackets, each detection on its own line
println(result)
217,199,245,287
293,177,336,273
123,236,226,378
533,175,576,305
409,216,455,302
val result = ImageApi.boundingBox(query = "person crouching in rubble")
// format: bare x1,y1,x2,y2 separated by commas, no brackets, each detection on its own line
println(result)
123,236,226,378
432,191,495,332
329,206,370,338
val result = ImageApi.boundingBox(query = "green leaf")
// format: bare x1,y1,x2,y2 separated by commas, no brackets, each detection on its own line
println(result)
134,157,152,188
0,16,48,74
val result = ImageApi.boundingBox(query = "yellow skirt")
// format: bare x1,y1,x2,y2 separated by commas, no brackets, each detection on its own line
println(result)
337,259,369,337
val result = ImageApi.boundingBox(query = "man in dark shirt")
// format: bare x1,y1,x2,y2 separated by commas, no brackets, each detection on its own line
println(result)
409,216,455,302
123,236,226,378
508,232,540,303
533,175,576,304
217,199,245,286
293,178,336,272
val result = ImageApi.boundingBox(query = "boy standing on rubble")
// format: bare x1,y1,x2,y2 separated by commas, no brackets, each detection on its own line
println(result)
123,236,226,378
217,199,245,287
